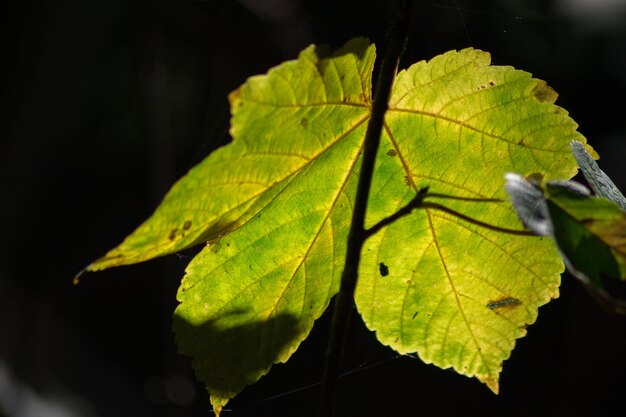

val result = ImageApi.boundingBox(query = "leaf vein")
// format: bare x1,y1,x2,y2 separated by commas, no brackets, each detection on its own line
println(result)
425,209,492,377
388,108,569,154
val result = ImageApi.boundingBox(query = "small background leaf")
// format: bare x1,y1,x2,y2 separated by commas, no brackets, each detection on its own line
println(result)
571,140,626,210
546,182,626,282
506,173,626,313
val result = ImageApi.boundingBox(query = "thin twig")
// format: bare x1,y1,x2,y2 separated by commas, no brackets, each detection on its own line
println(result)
421,202,535,236
365,187,429,237
366,189,534,238
424,193,504,202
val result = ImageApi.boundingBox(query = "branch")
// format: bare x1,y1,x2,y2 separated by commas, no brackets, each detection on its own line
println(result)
424,193,504,203
318,2,411,416
366,189,533,238
421,202,535,236
422,193,533,236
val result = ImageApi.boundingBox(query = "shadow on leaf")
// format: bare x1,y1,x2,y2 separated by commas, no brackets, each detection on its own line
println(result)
173,309,301,402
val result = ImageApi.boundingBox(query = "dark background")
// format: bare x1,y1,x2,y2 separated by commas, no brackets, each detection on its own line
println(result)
2,1,626,416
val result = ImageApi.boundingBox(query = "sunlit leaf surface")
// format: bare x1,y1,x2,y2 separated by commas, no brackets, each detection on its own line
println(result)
88,39,590,410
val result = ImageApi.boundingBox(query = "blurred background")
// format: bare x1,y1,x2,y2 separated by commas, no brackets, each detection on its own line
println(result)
2,1,626,416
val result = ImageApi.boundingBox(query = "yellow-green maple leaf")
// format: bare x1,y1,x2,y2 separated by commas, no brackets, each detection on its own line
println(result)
86,39,591,411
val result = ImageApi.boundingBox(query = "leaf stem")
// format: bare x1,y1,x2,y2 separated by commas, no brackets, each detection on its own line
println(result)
318,2,411,416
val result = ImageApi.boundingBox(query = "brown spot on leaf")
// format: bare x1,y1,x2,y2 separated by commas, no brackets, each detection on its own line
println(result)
379,262,389,277
228,89,241,102
183,220,192,230
489,81,495,86
487,297,522,310
169,229,178,241
531,80,558,103
300,118,308,128
387,149,397,157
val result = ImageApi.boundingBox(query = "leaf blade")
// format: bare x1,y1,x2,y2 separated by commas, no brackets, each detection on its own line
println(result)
90,42,595,403
173,38,376,411
87,39,375,272
356,48,585,391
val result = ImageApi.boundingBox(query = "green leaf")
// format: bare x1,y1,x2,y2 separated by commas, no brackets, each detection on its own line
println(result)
174,38,376,412
89,39,590,409
356,49,584,393
84,39,375,272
